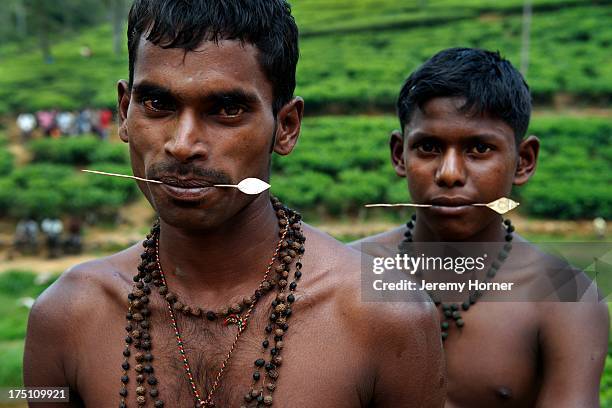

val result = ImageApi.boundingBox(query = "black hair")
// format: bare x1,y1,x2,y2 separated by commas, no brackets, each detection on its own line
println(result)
127,0,299,115
397,47,531,142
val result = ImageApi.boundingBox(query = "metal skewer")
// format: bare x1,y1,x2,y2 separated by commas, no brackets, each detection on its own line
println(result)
81,169,163,184
365,197,520,215
81,170,271,195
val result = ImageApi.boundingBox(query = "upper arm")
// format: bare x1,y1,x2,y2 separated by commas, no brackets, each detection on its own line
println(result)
535,301,609,407
23,270,84,407
368,301,446,408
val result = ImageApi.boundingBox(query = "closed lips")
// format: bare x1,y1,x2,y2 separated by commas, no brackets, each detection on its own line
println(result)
429,197,475,207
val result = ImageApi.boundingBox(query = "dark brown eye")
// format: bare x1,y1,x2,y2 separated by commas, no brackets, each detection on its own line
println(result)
418,141,438,153
220,104,244,117
471,143,492,154
143,98,173,112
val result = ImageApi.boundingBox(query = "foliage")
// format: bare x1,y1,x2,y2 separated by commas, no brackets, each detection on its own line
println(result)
91,141,130,164
0,160,137,219
29,135,129,165
29,136,97,165
0,340,24,387
0,270,58,387
0,137,136,219
0,148,14,176
0,3,610,114
520,117,612,219
296,4,612,111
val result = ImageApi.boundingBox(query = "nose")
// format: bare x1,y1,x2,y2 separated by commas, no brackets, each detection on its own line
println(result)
434,148,467,188
164,109,208,163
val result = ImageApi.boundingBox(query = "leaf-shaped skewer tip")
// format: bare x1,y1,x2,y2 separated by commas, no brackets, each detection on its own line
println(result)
214,178,271,195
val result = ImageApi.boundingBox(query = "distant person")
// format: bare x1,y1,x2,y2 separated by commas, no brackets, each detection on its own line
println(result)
76,108,93,135
36,110,55,137
90,109,101,137
14,218,39,255
97,108,113,140
56,111,76,136
41,217,63,258
351,47,609,407
63,216,83,254
16,113,36,142
593,217,606,240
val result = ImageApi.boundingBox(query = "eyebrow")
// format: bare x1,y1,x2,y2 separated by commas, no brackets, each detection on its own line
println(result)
131,81,260,105
408,131,507,142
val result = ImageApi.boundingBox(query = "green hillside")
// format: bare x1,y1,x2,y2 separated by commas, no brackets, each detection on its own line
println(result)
0,0,610,114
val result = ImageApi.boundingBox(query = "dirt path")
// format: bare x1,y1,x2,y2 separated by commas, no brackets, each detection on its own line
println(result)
1,253,101,275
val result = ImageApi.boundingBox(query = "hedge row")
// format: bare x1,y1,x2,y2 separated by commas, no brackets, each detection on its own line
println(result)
0,115,609,220
0,162,138,219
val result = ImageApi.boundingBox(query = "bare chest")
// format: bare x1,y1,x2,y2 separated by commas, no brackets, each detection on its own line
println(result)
440,303,541,408
75,297,364,408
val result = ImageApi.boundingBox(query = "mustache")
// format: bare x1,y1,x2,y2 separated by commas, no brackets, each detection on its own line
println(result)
147,162,233,186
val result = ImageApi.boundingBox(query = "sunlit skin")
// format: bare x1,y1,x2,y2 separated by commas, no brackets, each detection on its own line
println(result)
24,37,445,407
352,96,609,407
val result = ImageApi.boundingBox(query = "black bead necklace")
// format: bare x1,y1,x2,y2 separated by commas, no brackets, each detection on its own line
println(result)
401,214,514,341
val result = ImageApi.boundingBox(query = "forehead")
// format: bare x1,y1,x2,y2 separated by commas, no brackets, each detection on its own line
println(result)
133,37,273,101
407,97,515,142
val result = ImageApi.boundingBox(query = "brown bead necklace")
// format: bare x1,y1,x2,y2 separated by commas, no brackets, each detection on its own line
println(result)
400,214,514,341
119,197,306,408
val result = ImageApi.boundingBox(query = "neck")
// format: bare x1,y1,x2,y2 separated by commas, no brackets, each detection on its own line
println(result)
412,213,507,242
157,194,280,295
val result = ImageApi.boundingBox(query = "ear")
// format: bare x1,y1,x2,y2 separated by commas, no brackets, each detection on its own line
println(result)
513,135,540,186
390,129,406,177
117,80,131,143
272,97,304,156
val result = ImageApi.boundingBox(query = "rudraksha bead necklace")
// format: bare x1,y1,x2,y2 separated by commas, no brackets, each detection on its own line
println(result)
401,214,514,341
119,197,306,408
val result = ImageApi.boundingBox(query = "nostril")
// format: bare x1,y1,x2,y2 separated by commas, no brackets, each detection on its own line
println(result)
164,138,207,163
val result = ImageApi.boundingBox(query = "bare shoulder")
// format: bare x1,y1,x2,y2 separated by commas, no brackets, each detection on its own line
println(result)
26,244,141,350
348,225,405,256
301,222,442,366
24,243,142,389
302,222,436,324
31,244,139,316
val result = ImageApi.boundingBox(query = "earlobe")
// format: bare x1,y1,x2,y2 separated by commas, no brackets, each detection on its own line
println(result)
273,97,304,156
117,80,131,143
513,135,540,186
390,129,407,177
